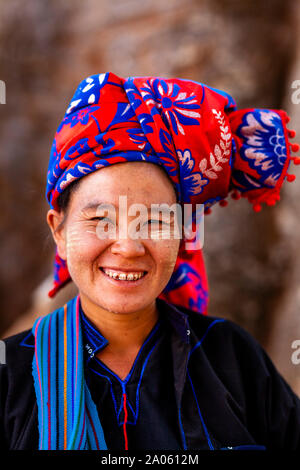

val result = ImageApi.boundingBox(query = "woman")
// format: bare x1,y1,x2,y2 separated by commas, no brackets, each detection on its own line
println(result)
1,73,300,451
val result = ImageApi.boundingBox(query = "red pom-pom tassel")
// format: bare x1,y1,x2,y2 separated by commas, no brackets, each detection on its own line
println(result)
288,129,296,138
219,200,228,207
204,208,212,215
286,173,296,182
231,190,241,200
48,287,57,298
266,198,277,206
290,143,300,153
253,203,262,212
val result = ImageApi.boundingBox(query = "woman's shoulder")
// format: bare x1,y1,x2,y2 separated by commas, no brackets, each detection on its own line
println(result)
0,329,38,450
2,328,35,349
1,329,35,377
175,303,275,372
3,328,34,345
174,303,260,350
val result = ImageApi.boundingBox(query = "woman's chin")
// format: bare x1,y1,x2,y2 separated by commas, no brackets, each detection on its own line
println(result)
98,291,157,315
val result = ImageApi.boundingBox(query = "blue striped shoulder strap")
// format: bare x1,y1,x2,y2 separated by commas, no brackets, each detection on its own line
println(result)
32,295,107,450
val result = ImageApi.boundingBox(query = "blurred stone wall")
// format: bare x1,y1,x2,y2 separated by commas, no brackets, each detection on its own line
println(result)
1,0,300,392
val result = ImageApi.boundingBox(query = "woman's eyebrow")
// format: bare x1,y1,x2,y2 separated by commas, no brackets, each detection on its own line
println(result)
82,202,113,211
81,202,175,217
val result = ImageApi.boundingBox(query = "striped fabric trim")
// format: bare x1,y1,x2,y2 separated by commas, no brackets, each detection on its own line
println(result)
32,295,107,450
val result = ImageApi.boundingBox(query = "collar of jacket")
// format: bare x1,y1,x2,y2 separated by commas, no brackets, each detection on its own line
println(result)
80,297,192,358
80,297,192,402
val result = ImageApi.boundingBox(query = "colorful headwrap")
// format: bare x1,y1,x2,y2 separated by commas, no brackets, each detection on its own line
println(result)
46,73,299,314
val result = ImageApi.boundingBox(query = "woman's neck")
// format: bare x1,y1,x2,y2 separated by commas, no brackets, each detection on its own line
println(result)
79,294,159,354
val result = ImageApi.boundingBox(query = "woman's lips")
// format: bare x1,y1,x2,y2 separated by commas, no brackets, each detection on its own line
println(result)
100,266,147,273
99,267,148,286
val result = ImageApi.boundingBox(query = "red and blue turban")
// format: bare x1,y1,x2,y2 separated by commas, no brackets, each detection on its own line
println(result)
46,72,299,314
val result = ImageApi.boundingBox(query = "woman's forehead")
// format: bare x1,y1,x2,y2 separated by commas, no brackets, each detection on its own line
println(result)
80,162,174,192
99,161,169,179
70,162,177,209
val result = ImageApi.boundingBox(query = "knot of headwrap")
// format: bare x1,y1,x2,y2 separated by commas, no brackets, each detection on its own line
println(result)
46,72,299,313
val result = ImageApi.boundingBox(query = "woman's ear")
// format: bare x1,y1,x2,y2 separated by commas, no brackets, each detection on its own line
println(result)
46,209,67,260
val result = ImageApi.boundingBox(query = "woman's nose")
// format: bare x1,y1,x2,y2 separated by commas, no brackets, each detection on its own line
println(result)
110,237,146,257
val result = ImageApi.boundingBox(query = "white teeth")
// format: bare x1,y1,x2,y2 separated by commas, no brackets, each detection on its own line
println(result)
102,268,145,281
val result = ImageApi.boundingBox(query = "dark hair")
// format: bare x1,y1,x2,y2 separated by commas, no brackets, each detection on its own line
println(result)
54,178,82,233
56,178,82,212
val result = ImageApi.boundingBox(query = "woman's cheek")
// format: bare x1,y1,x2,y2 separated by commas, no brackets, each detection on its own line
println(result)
156,239,180,277
65,226,103,268
166,245,180,273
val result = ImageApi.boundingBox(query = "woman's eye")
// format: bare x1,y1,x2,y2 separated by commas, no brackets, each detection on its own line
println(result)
91,217,112,223
146,219,163,225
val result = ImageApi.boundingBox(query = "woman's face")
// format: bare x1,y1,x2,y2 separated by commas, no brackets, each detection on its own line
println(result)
48,162,181,316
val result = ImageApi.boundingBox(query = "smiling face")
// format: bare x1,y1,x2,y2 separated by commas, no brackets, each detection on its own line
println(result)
47,162,181,317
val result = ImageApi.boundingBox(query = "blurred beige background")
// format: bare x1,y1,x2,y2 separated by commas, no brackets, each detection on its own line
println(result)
0,0,300,394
